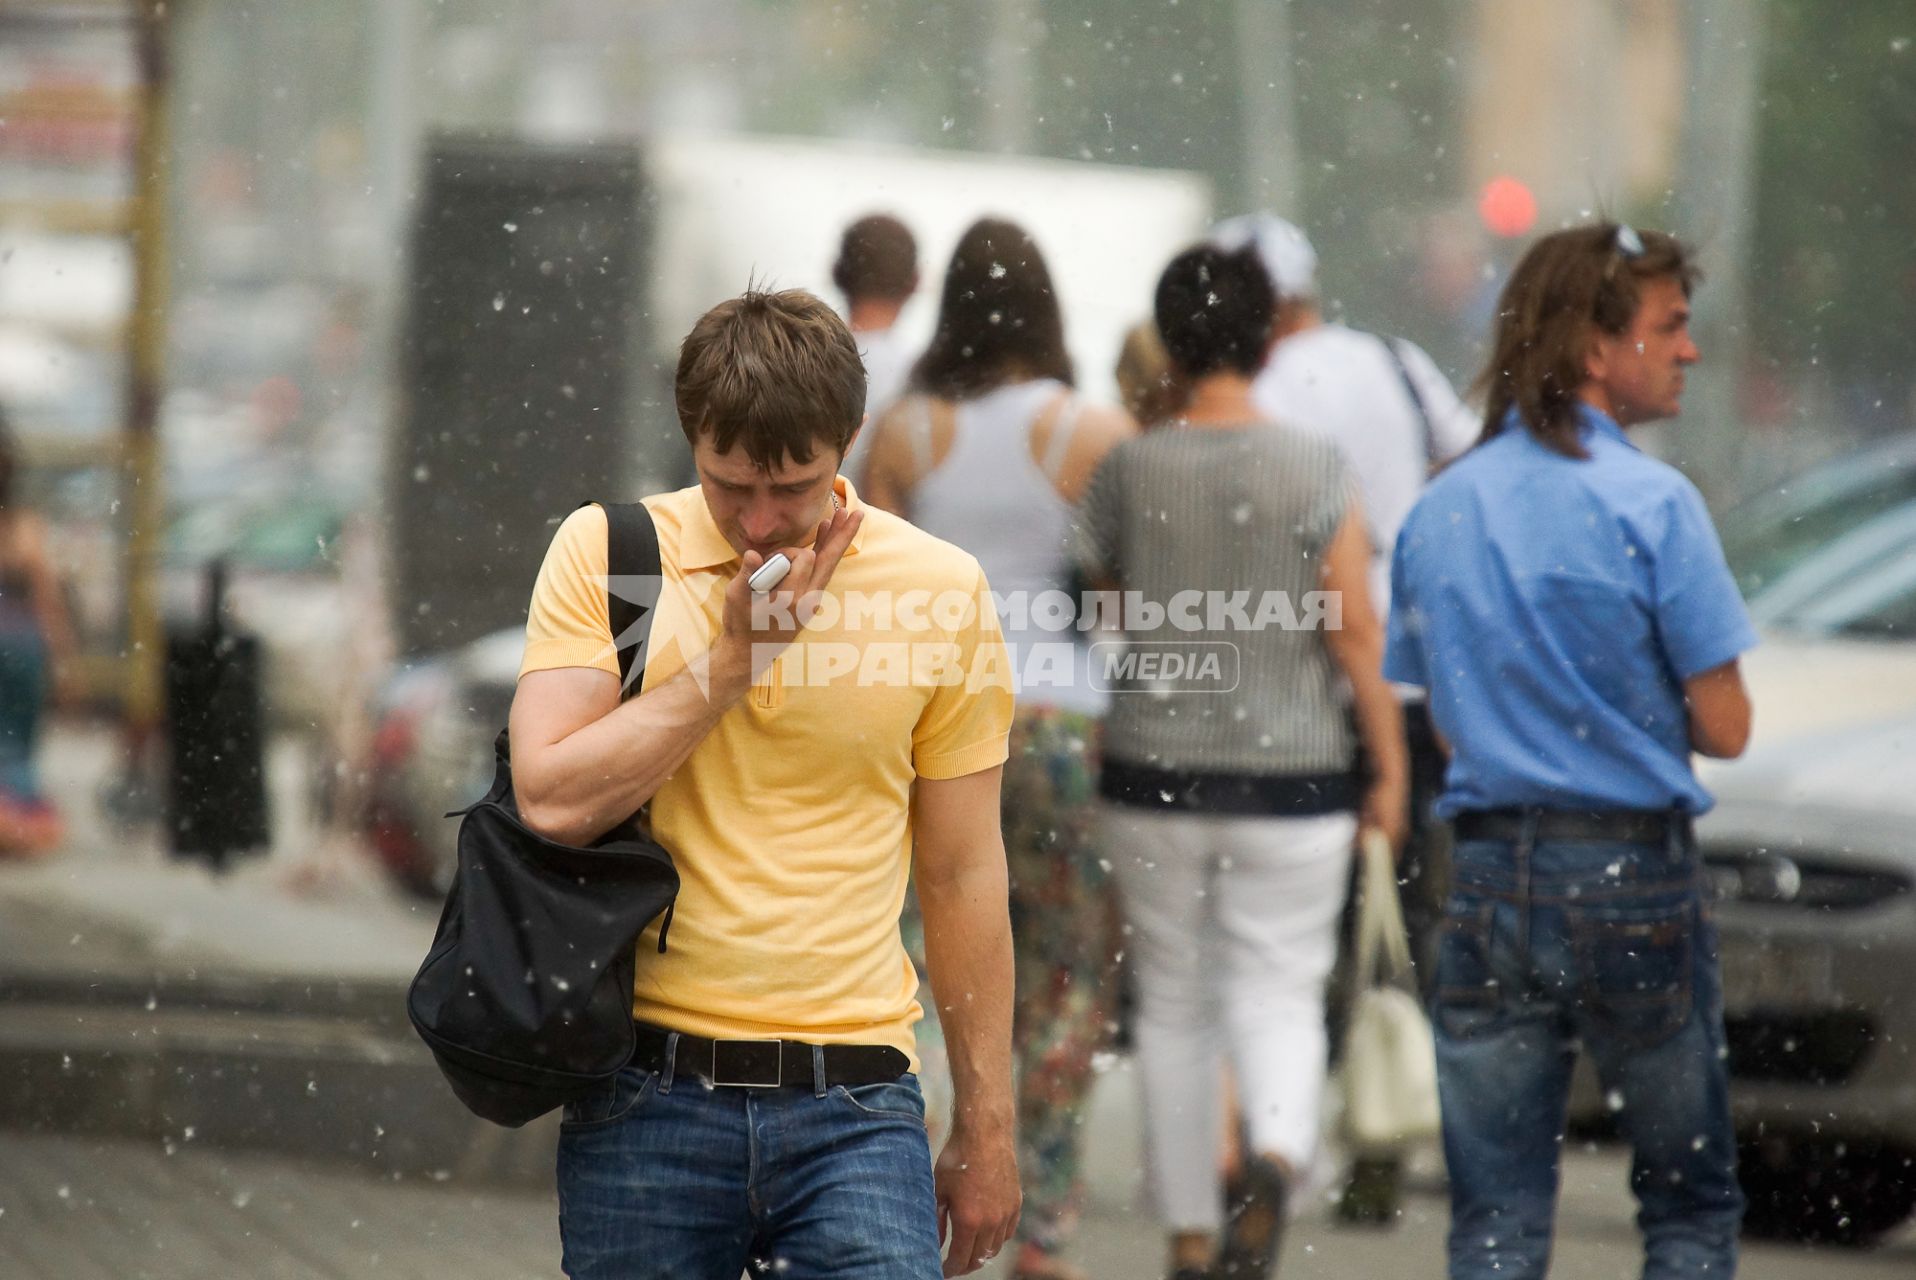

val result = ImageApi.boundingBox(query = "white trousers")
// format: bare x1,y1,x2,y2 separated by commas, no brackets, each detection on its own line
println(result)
1105,804,1356,1233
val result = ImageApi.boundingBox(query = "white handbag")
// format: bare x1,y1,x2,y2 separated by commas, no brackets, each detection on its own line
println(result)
1340,829,1442,1153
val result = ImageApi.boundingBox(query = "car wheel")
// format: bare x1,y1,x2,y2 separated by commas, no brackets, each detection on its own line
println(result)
1738,1136,1916,1245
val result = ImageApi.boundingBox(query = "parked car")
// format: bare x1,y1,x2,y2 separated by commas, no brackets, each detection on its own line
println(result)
1696,714,1916,1244
1686,481,1916,1243
1718,432,1916,600
364,627,519,898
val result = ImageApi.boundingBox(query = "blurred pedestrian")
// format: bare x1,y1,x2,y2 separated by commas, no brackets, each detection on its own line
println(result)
512,287,1020,1278
863,216,1134,1280
1386,222,1753,1279
1211,213,1477,610
1076,243,1408,1280
1115,318,1182,429
1213,212,1478,1222
835,212,921,487
0,415,77,858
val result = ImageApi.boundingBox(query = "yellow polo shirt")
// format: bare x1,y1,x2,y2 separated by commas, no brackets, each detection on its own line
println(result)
519,478,1013,1061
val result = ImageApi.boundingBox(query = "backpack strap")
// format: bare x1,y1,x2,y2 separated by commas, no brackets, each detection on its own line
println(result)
581,500,662,700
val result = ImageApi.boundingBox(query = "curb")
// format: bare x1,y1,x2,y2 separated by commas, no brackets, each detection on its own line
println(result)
0,886,557,1189
0,1000,558,1188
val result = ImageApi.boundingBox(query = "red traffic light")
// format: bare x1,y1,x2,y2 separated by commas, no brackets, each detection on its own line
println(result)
1478,176,1538,238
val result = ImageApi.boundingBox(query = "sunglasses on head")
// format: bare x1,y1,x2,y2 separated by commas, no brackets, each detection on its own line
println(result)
1601,223,1648,284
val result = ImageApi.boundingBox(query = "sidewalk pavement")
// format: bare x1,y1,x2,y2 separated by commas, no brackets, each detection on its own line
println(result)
7,723,1912,1278
0,721,558,1186
0,720,1386,1237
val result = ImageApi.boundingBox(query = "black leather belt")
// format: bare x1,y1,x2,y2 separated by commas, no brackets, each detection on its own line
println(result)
631,1022,909,1089
1453,808,1687,845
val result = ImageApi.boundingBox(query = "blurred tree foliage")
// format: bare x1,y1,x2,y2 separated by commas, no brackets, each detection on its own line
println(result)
1030,0,1464,307
1749,2,1916,423
1286,0,1469,360
746,0,1466,330
1025,1,1243,179
733,0,1882,407
1032,0,1468,360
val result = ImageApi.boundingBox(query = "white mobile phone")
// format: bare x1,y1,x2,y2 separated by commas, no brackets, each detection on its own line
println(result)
748,552,793,594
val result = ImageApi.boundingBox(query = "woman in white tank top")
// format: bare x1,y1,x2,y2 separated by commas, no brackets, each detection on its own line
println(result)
864,218,1135,1280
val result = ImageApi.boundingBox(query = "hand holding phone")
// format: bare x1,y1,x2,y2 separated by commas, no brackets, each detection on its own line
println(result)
748,552,793,594
721,507,863,677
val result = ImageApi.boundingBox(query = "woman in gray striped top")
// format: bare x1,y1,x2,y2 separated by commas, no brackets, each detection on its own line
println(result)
1074,245,1408,1280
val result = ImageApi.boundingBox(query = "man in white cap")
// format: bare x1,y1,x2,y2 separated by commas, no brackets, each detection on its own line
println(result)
1211,213,1479,613
1211,212,1477,1226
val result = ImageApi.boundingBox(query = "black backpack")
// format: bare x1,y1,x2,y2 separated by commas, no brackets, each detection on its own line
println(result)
407,501,680,1128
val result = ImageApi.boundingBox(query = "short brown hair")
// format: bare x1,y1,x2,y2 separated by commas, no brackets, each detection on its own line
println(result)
832,214,918,302
675,288,866,469
1475,222,1702,458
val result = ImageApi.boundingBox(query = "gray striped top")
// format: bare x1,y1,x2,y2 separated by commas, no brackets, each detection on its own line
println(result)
1073,422,1355,776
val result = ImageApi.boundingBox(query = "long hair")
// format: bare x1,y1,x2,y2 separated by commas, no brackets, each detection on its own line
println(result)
909,217,1074,399
1474,222,1701,457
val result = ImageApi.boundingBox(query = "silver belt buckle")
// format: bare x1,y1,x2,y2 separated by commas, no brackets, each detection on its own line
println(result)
711,1038,783,1088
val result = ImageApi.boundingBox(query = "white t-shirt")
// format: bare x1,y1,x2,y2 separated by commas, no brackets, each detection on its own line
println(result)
1252,322,1478,613
842,324,915,486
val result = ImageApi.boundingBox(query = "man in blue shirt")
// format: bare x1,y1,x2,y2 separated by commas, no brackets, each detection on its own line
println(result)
1385,223,1754,1280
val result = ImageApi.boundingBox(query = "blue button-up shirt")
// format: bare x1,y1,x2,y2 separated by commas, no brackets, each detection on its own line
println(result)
1384,406,1756,817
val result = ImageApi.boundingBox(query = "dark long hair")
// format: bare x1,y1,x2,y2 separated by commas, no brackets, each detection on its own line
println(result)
909,217,1074,399
1474,222,1701,458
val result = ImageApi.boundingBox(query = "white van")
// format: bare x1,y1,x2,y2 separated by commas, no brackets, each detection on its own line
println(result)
635,131,1213,487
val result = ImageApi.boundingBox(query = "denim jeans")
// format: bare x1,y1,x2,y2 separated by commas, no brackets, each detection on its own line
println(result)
1432,824,1744,1280
556,1051,942,1279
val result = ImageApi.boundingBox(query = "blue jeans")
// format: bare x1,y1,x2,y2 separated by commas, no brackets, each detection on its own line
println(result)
1432,825,1744,1280
556,1052,942,1279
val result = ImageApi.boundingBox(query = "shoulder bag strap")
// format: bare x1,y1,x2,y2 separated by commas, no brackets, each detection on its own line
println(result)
1379,335,1439,467
582,500,662,700
576,500,672,939
1354,828,1415,990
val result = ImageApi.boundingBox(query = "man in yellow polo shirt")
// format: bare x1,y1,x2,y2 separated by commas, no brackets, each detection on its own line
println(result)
509,287,1019,1280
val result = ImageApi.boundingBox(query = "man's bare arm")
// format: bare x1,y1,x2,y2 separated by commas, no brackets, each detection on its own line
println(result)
1320,501,1409,850
509,649,751,846
511,506,863,845
913,766,1020,1276
1685,658,1752,759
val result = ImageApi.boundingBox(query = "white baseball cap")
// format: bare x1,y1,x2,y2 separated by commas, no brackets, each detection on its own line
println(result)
1209,213,1318,301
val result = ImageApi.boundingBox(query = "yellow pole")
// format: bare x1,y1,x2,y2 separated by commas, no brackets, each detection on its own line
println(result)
120,0,169,739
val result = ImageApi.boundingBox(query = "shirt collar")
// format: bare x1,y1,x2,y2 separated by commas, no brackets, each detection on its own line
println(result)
678,474,869,571
1496,403,1636,453
1576,403,1634,450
